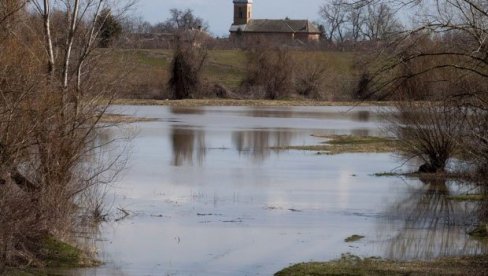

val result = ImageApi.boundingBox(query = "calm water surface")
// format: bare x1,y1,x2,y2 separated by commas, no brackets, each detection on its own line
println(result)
69,106,486,276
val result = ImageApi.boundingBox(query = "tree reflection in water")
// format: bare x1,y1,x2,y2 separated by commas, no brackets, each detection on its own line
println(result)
380,176,488,260
171,127,206,166
232,130,293,161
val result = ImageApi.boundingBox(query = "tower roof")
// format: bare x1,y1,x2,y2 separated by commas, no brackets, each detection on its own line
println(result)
233,0,253,3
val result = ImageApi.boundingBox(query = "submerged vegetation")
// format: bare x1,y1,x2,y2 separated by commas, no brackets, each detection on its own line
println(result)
275,254,488,276
344,235,365,243
273,135,396,154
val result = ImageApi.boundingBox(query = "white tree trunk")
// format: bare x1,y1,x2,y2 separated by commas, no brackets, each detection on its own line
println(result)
62,0,80,89
43,0,55,75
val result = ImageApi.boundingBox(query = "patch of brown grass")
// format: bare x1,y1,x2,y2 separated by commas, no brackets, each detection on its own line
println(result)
111,98,391,107
272,135,397,154
276,254,488,276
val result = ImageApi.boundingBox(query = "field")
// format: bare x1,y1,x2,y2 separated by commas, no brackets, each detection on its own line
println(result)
115,49,357,99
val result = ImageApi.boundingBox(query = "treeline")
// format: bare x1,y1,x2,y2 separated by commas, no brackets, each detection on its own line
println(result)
318,0,403,44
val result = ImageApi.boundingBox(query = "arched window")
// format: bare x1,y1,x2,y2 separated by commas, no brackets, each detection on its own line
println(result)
239,7,243,19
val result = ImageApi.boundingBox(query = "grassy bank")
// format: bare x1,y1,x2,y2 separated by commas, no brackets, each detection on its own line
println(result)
115,49,357,99
276,254,488,276
4,236,99,275
111,98,391,107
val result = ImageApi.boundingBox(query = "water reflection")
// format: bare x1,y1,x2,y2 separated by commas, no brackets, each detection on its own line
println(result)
170,107,206,115
244,108,294,118
380,177,487,260
354,111,371,122
241,108,378,122
350,129,372,137
171,127,206,166
232,129,294,161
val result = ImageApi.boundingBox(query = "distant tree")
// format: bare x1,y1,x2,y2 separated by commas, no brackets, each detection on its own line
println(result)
361,2,402,40
97,9,122,48
319,0,348,43
165,8,208,32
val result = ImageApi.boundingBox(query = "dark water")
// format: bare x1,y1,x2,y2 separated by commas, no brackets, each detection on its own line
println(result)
65,106,486,276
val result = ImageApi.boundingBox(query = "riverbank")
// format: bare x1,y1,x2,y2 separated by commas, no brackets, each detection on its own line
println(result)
275,254,488,275
112,98,392,107
3,236,99,276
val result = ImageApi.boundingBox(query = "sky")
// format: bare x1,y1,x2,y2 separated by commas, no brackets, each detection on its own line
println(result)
136,0,325,37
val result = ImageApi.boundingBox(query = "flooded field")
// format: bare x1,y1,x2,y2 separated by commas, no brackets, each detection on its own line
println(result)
69,106,486,276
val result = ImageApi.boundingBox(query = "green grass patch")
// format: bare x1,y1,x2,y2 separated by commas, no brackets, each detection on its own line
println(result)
469,224,488,239
275,253,488,276
101,113,158,124
273,135,397,154
5,237,100,276
40,236,98,268
134,50,171,67
345,235,365,242
109,49,358,91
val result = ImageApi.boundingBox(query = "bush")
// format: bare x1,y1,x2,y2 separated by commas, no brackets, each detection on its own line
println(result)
242,48,294,99
168,34,207,99
295,59,328,100
391,101,464,173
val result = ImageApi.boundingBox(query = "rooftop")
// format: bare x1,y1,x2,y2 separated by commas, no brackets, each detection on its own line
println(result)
230,19,321,34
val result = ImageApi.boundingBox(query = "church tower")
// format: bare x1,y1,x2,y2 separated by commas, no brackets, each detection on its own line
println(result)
233,0,253,25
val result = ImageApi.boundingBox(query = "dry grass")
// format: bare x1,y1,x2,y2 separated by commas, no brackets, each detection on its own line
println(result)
111,98,392,107
272,135,397,154
111,49,358,99
100,114,157,124
276,254,488,276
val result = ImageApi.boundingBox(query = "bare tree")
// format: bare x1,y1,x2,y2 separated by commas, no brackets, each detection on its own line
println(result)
0,0,135,269
319,0,349,43
242,47,295,99
360,0,487,175
361,1,402,40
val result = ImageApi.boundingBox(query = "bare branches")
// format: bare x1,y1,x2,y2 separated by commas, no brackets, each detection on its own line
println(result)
318,0,403,43
354,0,488,175
0,0,135,268
0,0,27,28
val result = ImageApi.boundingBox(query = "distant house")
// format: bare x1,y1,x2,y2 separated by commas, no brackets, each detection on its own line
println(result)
229,0,321,43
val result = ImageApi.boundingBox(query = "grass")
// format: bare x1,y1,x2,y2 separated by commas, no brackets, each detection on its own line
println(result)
40,236,97,268
373,172,401,177
111,98,392,107
272,135,397,154
469,224,488,239
112,49,357,93
275,253,488,276
4,236,99,275
447,194,488,202
101,113,158,124
345,235,365,242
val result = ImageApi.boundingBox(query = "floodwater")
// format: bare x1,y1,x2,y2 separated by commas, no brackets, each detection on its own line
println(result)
68,106,487,276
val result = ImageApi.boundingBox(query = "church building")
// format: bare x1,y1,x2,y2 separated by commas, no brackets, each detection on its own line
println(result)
229,0,321,42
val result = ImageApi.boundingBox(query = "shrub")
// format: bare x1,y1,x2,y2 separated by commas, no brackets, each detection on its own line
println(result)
242,48,294,99
168,34,207,99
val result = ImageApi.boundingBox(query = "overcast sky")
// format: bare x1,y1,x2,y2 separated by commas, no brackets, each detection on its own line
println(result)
136,0,325,37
